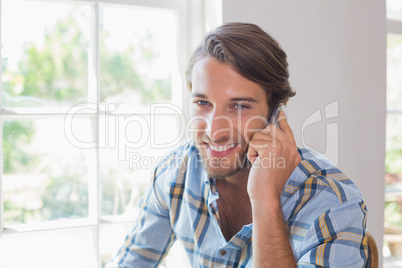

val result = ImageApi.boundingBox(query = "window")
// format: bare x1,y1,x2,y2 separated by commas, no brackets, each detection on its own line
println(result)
0,0,197,267
384,0,402,267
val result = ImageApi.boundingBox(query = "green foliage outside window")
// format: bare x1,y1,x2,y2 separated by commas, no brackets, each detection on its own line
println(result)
3,120,37,173
2,9,169,224
386,135,402,176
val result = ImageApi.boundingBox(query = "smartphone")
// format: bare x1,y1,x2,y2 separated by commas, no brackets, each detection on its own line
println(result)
267,105,283,128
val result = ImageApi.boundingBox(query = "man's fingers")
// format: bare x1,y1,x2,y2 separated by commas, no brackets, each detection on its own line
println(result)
278,111,296,146
256,122,287,144
247,138,269,163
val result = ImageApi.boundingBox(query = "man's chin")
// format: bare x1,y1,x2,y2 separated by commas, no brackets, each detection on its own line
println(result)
201,155,250,180
205,168,239,180
194,138,251,178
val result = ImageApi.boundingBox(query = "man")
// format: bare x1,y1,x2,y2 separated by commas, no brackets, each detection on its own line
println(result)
107,23,368,267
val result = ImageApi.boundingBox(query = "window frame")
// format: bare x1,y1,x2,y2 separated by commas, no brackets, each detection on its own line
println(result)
385,6,402,266
0,0,212,266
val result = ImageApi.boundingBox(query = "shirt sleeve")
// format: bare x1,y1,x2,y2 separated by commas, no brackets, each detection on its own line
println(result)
105,171,175,268
296,199,368,267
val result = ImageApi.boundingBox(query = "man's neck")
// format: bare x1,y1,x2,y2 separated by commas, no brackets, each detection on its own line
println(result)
215,167,253,241
216,167,250,196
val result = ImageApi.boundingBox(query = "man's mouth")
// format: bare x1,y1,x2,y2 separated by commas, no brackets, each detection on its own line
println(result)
202,142,239,157
208,143,237,152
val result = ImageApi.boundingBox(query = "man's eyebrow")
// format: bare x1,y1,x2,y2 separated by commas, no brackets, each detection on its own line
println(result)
190,94,258,103
191,93,208,98
229,97,258,103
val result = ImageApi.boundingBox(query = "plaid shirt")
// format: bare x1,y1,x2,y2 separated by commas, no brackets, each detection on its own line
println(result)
107,143,368,267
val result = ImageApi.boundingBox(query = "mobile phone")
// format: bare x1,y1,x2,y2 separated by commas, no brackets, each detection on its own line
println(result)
267,105,283,128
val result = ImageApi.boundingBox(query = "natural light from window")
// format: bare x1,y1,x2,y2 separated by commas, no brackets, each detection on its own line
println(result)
0,0,189,267
384,0,402,267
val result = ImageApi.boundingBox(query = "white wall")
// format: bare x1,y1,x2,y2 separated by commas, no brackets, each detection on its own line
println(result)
222,0,386,265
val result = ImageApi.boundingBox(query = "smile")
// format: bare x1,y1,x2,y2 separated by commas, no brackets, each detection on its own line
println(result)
208,143,237,152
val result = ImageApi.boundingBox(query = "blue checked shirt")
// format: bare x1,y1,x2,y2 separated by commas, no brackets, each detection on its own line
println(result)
107,142,368,267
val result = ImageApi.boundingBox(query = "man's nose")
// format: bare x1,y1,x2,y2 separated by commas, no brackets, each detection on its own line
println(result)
205,110,233,142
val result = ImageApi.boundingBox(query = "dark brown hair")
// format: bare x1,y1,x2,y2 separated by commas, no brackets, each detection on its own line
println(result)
185,22,295,116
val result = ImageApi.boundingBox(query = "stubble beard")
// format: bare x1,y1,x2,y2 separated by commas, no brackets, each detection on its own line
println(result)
195,137,251,180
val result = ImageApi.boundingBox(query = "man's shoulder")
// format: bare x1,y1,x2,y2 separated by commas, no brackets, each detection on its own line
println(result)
297,147,350,180
150,141,205,207
152,141,200,180
286,147,364,204
297,147,337,172
282,148,367,231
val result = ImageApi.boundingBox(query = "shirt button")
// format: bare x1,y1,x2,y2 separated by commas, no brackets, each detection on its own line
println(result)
219,249,226,256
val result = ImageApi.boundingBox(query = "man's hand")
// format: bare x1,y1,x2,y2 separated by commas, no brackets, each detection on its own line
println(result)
247,111,300,268
247,111,301,202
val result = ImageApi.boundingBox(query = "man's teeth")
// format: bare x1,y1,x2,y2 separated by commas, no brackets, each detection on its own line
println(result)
210,144,236,152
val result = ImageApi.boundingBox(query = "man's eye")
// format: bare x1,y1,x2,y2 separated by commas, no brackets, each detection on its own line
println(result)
234,104,249,110
196,100,209,106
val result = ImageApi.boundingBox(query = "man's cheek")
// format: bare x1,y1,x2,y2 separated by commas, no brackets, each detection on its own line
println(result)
242,128,258,144
186,116,208,142
241,116,269,142
242,124,266,143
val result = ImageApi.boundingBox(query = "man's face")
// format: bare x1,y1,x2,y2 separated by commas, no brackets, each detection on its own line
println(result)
190,56,269,179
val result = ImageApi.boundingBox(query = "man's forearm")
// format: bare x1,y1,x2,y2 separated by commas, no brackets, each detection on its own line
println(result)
251,199,296,268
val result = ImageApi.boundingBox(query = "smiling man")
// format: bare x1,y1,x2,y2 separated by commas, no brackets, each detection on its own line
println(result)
107,23,368,267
